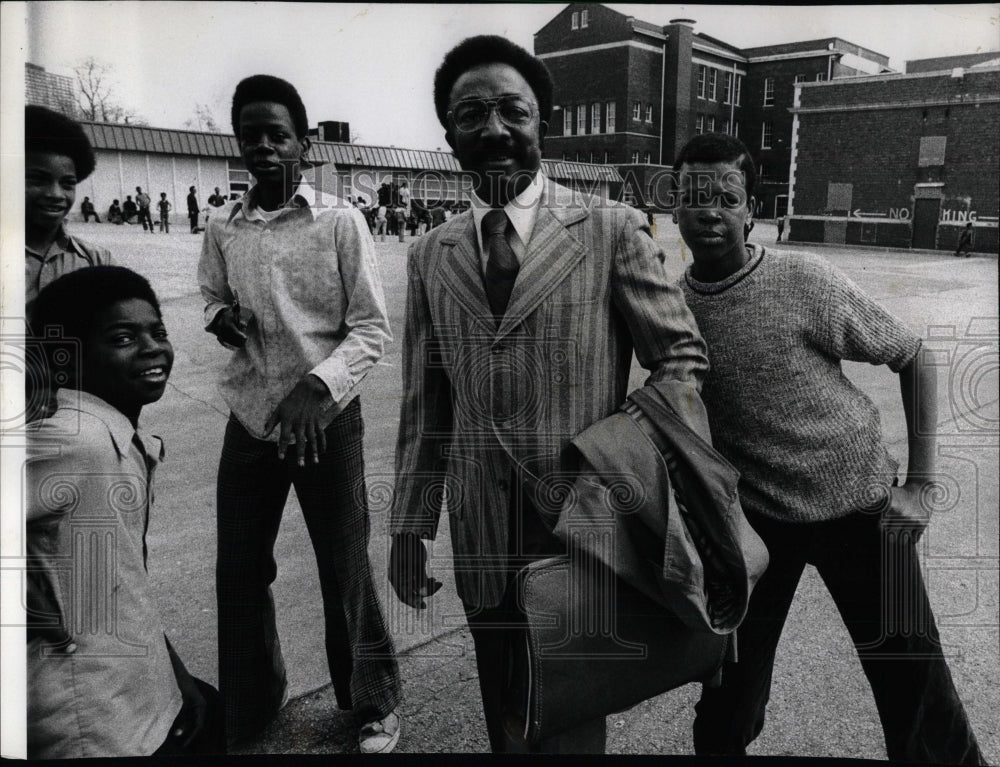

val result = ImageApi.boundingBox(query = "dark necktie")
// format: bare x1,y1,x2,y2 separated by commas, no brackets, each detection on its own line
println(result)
482,209,519,318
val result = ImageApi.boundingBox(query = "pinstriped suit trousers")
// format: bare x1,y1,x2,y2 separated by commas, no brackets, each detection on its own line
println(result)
215,398,400,744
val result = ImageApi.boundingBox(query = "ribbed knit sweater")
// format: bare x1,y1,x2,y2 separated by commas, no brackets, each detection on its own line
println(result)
681,246,922,522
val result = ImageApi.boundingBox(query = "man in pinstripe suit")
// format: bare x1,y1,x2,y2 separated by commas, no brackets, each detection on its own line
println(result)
388,36,709,753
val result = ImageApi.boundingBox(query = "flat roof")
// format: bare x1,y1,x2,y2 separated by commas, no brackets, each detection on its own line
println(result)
81,120,621,182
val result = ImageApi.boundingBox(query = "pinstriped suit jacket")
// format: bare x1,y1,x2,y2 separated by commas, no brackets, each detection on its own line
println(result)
390,180,709,609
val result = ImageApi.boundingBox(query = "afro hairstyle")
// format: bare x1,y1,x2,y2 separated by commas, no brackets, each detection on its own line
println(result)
433,35,553,130
25,105,96,181
230,74,309,138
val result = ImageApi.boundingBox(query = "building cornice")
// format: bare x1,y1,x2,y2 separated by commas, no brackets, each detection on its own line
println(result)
799,65,1000,85
692,41,747,64
747,49,840,63
692,55,747,75
790,94,1000,114
536,39,663,60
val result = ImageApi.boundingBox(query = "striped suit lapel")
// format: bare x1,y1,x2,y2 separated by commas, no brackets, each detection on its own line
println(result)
436,214,495,331
498,183,589,339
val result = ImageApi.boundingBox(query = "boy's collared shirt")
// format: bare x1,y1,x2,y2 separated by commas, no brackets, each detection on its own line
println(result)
470,169,545,269
25,227,111,313
197,179,392,441
26,389,181,758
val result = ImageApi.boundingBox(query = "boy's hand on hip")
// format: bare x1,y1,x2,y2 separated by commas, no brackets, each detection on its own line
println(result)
264,374,330,466
880,482,932,540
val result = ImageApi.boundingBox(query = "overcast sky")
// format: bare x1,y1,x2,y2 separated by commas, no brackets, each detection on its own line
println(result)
20,2,1000,151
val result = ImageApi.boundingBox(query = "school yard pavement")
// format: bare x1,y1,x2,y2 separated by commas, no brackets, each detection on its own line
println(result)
44,219,999,759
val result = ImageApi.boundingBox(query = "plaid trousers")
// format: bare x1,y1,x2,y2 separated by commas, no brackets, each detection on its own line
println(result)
216,397,400,744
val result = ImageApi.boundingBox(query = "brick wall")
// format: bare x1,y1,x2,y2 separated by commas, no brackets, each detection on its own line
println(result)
793,70,1000,218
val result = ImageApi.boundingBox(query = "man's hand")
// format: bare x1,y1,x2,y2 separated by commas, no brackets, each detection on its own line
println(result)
389,532,442,609
880,482,932,540
264,375,330,466
208,306,247,349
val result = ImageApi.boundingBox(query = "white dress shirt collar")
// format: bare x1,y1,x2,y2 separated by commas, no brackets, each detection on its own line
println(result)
471,170,545,266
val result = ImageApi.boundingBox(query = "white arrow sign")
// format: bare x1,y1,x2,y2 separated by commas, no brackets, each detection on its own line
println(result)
852,209,887,218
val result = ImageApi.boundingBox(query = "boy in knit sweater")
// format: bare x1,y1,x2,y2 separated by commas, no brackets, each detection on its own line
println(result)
673,134,984,764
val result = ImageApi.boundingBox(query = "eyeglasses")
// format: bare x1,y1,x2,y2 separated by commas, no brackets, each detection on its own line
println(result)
448,96,537,133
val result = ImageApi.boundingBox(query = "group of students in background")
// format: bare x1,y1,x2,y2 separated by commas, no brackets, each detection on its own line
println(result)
75,186,229,234
20,30,987,764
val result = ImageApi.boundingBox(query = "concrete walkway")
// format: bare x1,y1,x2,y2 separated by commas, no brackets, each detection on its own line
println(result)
46,220,998,760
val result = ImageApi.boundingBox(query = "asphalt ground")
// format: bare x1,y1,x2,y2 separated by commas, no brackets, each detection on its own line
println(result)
29,217,1000,761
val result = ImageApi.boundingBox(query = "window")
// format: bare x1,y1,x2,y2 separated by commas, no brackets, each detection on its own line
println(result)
643,152,652,164
577,104,586,134
794,74,807,84
695,114,705,134
563,151,572,161
632,102,641,120
708,69,717,101
707,116,716,133
575,151,582,162
697,65,707,99
734,74,742,105
631,150,639,164
580,9,589,27
723,72,733,104
606,101,616,132
604,151,614,164
733,120,740,138
563,108,573,135
645,104,653,123
758,162,767,179
591,151,598,164
763,77,774,106
571,11,579,29
815,72,826,81
761,121,773,149
592,102,601,133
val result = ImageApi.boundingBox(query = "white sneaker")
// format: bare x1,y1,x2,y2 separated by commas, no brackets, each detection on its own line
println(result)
359,711,400,754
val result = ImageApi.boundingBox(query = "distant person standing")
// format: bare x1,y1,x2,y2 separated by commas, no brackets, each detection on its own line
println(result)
157,193,171,233
187,186,201,233
80,196,100,223
136,186,154,232
776,215,785,242
375,203,388,241
398,181,411,213
395,206,406,242
954,222,974,257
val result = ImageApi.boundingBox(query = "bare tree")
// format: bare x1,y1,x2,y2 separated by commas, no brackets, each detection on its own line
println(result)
73,57,143,124
184,103,223,133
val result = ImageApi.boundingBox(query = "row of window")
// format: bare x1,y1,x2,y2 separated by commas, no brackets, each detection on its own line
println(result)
562,101,617,135
694,114,740,138
691,115,775,150
762,72,826,106
560,150,655,165
697,66,743,106
570,9,589,29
